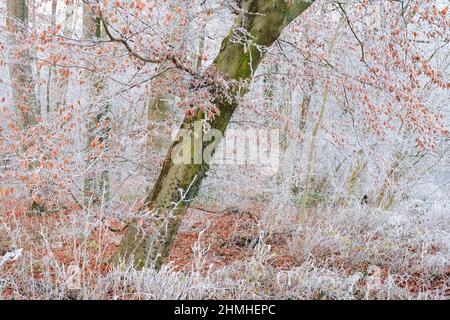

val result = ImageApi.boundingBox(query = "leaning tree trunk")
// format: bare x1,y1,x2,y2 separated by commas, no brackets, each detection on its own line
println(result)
112,0,316,270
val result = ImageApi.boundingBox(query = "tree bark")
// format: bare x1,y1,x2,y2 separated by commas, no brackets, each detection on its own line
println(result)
55,0,76,109
82,3,111,206
112,0,316,270
7,0,45,214
45,0,58,114
7,0,39,128
298,22,341,222
145,23,186,191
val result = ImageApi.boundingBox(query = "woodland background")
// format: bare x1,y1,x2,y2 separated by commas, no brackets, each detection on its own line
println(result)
0,0,449,299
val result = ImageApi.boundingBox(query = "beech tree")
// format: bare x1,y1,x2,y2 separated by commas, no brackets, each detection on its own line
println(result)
6,0,39,128
111,0,317,269
6,0,44,214
82,3,111,206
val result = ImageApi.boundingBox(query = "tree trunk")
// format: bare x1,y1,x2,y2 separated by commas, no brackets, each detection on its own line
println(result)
196,25,206,73
7,0,45,214
55,0,76,109
145,18,203,189
7,0,39,128
45,0,58,114
145,26,185,191
298,22,341,222
63,0,76,37
82,3,111,207
112,0,316,270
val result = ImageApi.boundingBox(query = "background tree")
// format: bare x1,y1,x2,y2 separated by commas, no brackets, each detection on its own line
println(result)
82,2,111,206
0,0,448,297
6,0,39,127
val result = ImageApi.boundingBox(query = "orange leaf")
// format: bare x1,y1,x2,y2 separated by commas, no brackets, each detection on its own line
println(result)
91,138,98,148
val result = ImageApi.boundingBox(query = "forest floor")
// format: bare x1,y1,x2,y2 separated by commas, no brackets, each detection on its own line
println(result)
0,198,449,299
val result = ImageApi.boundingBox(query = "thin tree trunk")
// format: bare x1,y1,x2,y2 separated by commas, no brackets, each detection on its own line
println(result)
7,0,39,128
281,84,292,152
63,0,76,37
7,0,44,214
196,26,206,73
51,0,58,26
82,3,111,206
298,22,341,223
299,93,311,131
375,152,403,209
145,3,192,191
112,0,316,270
346,150,367,204
56,0,76,109
289,81,313,195
46,0,58,114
